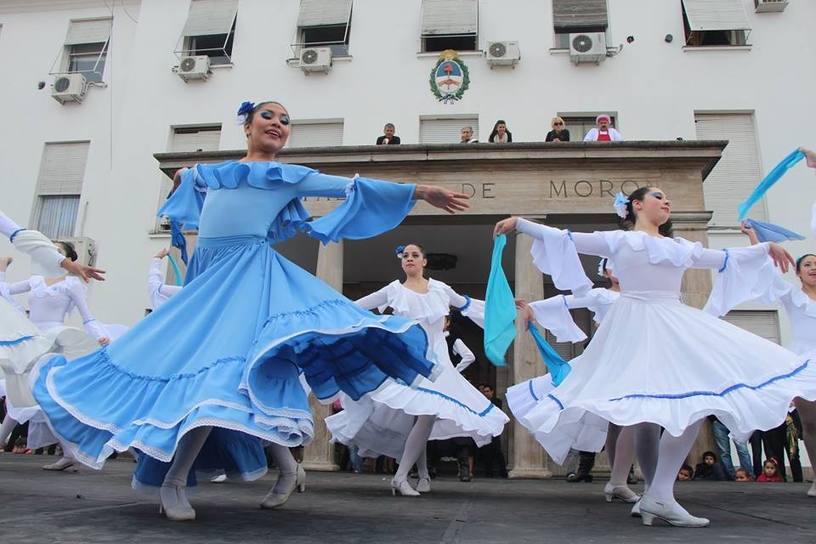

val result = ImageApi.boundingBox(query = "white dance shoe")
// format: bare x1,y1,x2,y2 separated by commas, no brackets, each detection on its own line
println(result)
42,457,76,472
603,483,640,503
416,477,431,493
630,499,641,518
638,495,709,528
159,484,196,521
210,473,227,483
260,464,306,509
807,481,816,497
390,478,420,497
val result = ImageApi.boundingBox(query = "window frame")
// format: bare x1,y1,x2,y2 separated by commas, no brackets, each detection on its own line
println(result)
181,18,236,66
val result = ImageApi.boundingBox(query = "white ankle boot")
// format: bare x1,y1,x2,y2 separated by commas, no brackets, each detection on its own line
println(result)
639,495,709,528
43,457,76,472
390,478,420,497
159,484,196,521
261,464,306,509
807,481,816,497
416,477,431,493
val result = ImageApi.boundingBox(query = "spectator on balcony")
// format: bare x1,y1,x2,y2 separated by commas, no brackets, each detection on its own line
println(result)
583,114,623,142
460,126,477,143
545,117,570,142
488,120,512,144
376,123,401,145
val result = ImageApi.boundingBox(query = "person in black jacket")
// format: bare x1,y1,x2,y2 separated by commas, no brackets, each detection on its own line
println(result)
545,116,570,142
693,451,729,481
375,123,401,145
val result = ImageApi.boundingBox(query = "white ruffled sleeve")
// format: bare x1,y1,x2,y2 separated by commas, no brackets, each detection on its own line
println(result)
516,218,595,296
529,295,587,343
452,338,476,373
355,284,391,313
702,243,777,317
147,258,182,310
65,279,107,340
1,210,65,276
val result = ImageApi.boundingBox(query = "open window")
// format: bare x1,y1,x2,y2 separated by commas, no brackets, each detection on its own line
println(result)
420,0,478,53
294,0,353,57
682,0,751,47
58,19,111,83
551,0,608,49
178,0,238,65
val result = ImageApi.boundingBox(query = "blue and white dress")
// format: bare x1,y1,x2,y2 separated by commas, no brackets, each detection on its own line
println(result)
32,161,439,490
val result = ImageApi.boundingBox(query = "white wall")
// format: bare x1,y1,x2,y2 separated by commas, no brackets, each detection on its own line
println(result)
0,0,814,336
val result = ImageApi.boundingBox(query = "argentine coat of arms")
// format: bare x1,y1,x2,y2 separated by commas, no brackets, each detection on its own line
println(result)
429,50,470,104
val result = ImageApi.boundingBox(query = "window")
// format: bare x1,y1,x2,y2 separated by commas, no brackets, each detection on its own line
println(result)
296,0,353,57
420,0,478,53
179,0,238,65
287,120,344,148
558,114,617,142
31,142,90,239
155,126,222,231
694,112,764,226
61,19,111,83
681,0,751,47
420,116,478,144
552,0,608,49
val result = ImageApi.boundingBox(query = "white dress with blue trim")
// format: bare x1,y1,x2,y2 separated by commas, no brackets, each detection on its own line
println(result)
511,218,816,465
31,161,439,492
326,279,509,459
0,211,67,412
506,288,619,456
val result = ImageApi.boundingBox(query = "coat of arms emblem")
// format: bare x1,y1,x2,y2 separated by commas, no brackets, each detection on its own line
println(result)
429,50,470,104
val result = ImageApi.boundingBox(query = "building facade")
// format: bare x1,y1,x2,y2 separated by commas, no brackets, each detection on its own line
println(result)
0,0,814,472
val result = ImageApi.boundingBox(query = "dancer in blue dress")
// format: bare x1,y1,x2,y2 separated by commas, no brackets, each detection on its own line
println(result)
33,100,468,521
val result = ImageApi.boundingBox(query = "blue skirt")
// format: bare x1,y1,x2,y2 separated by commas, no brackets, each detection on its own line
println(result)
33,234,435,488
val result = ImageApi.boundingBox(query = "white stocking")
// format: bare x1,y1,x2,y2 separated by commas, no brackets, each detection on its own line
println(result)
634,422,660,488
0,416,18,445
609,425,635,487
794,398,816,482
268,443,298,492
605,423,622,469
647,420,702,503
163,426,212,487
394,415,435,482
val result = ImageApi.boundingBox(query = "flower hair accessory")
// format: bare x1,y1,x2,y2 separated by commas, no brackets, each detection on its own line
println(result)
235,101,255,125
395,245,406,258
613,192,629,219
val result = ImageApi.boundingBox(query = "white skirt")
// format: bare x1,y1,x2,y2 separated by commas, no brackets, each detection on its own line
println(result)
326,358,509,459
508,291,816,465
0,300,55,409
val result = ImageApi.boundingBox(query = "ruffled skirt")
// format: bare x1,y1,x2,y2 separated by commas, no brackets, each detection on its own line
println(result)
33,235,437,488
507,292,816,465
326,343,508,459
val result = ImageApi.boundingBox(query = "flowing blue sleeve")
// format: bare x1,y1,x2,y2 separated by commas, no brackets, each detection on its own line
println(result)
296,173,416,244
157,168,206,230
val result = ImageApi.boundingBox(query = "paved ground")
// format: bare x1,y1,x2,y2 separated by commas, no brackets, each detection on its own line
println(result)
1,455,814,544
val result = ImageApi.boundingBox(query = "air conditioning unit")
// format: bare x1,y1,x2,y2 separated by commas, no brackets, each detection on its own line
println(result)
569,32,607,64
486,41,520,67
51,73,87,104
176,55,211,82
298,47,332,73
61,237,98,266
754,0,788,12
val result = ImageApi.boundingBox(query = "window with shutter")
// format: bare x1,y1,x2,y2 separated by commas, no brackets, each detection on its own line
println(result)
61,19,111,83
420,0,478,52
287,121,344,148
681,0,751,47
179,0,238,65
31,142,90,239
296,0,353,57
420,117,479,144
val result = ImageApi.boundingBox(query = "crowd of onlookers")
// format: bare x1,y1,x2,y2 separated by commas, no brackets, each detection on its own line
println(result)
677,413,805,483
374,114,624,146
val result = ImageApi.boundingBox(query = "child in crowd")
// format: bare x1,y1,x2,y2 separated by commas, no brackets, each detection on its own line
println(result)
677,465,694,481
756,458,784,482
694,451,729,481
734,467,753,482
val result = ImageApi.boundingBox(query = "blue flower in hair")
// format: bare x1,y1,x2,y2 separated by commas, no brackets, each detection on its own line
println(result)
395,245,406,257
237,101,255,116
613,192,629,219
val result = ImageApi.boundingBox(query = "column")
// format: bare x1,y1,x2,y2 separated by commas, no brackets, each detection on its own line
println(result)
672,212,717,463
302,241,343,471
508,232,553,479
